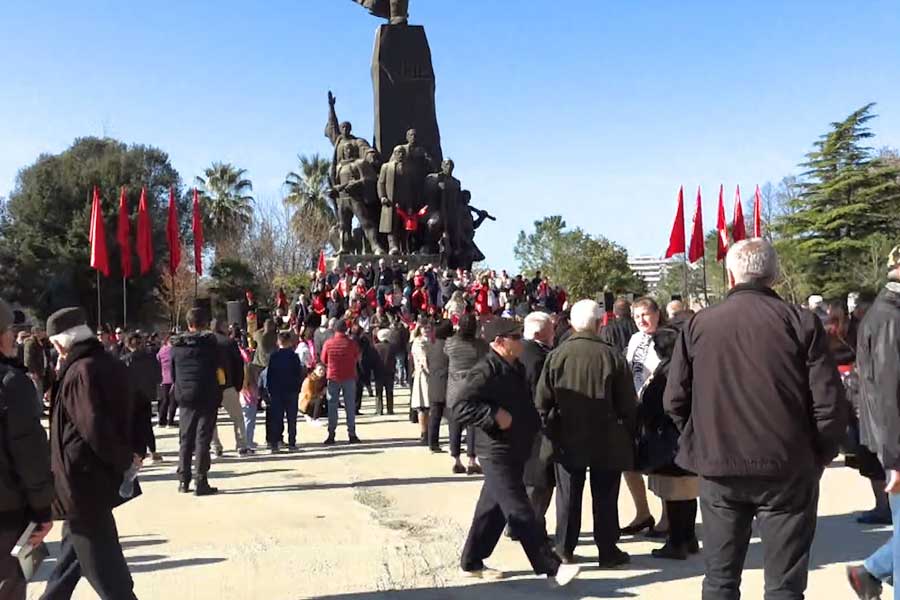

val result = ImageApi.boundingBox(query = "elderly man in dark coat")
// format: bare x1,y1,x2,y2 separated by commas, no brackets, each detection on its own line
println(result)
43,307,141,599
665,239,848,600
537,300,637,568
518,311,555,540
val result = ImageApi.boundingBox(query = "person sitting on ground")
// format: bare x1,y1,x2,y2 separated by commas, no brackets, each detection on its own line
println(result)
300,363,327,424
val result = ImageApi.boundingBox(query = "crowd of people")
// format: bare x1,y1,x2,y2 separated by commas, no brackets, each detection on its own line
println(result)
5,239,900,597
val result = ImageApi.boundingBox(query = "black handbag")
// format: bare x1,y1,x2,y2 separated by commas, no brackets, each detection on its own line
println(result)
637,418,680,474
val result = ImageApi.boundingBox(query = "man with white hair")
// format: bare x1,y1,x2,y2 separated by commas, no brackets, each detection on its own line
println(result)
42,307,141,599
664,238,848,600
520,311,556,539
536,299,637,568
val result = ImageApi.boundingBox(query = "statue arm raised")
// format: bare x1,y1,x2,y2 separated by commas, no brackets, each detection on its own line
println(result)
324,91,341,146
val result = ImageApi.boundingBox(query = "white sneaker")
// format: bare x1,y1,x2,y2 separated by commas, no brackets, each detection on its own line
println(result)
310,419,323,429
460,567,505,580
303,414,313,424
553,564,580,587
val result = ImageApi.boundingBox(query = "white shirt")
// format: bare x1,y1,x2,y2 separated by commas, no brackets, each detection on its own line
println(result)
626,331,660,394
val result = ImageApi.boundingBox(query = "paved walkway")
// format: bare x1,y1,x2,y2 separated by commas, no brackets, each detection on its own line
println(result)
28,390,889,599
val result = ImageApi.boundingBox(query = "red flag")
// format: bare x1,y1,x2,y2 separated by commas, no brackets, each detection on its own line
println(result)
753,184,763,237
192,188,204,276
116,187,132,278
89,186,110,277
688,186,705,264
136,187,154,275
732,185,747,243
716,184,729,262
664,186,686,258
317,249,327,275
166,186,181,276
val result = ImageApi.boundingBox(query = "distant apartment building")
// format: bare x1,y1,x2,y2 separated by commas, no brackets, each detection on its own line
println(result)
628,255,669,291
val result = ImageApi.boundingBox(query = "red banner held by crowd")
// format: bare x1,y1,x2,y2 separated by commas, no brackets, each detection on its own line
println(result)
317,249,327,275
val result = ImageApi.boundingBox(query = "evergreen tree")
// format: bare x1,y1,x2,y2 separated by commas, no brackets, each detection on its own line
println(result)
779,103,900,297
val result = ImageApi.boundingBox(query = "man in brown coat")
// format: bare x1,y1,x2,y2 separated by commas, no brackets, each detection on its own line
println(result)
42,307,141,600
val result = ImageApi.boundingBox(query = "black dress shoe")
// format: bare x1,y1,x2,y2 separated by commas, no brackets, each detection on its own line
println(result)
429,446,446,454
348,435,362,444
177,481,191,494
554,548,576,564
846,565,883,600
194,479,219,496
323,436,336,445
646,527,669,539
620,516,656,536
452,464,467,475
466,464,483,475
597,549,630,569
687,538,701,554
651,542,688,560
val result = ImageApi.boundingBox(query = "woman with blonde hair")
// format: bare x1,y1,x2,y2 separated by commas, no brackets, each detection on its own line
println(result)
410,321,431,444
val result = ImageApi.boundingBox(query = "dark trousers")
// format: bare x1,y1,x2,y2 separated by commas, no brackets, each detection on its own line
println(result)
267,393,298,446
461,458,561,576
428,403,446,448
667,498,698,546
699,474,820,600
554,463,622,557
177,405,217,481
0,525,26,599
449,418,476,458
157,383,177,426
526,481,554,537
375,379,394,415
40,512,137,600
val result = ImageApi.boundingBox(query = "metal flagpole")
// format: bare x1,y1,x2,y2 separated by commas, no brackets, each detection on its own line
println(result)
96,271,102,330
681,253,689,304
122,278,127,329
701,256,710,306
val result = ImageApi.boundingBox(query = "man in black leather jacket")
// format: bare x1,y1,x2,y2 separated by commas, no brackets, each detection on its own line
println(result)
453,318,578,588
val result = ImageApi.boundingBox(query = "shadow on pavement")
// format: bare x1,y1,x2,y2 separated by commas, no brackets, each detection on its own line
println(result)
316,578,637,599
221,475,482,496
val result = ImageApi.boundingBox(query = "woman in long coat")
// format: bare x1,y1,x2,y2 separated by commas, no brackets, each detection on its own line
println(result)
425,320,453,452
638,326,700,560
410,322,431,444
444,313,488,474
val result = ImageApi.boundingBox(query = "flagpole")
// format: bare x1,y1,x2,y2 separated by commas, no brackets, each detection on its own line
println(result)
122,277,127,329
701,256,710,307
171,271,177,331
682,253,688,303
96,271,102,331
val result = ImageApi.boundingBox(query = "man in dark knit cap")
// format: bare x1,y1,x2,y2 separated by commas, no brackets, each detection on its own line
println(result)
42,306,140,599
0,298,54,598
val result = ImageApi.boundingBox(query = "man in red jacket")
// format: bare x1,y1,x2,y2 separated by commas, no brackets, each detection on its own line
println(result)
321,320,361,445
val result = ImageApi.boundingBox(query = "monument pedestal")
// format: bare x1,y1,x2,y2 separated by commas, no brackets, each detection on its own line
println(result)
371,24,442,163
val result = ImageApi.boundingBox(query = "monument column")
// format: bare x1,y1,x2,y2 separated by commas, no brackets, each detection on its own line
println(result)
371,25,443,165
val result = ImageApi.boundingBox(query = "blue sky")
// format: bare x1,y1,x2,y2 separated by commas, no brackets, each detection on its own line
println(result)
2,1,899,270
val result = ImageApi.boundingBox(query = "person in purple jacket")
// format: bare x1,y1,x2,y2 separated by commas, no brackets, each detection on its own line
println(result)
156,334,177,428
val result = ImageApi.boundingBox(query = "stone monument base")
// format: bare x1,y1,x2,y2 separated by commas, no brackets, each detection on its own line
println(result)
326,253,443,275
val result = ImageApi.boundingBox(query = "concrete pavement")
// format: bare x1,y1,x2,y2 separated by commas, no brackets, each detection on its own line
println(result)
28,389,888,599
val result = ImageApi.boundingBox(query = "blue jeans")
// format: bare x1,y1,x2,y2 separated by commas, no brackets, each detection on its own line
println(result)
242,404,258,447
327,379,357,437
864,493,900,594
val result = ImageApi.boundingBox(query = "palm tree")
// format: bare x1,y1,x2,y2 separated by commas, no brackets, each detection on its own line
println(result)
283,154,335,222
195,162,254,257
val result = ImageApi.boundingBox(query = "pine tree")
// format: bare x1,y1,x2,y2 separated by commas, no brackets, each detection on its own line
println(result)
780,103,900,297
